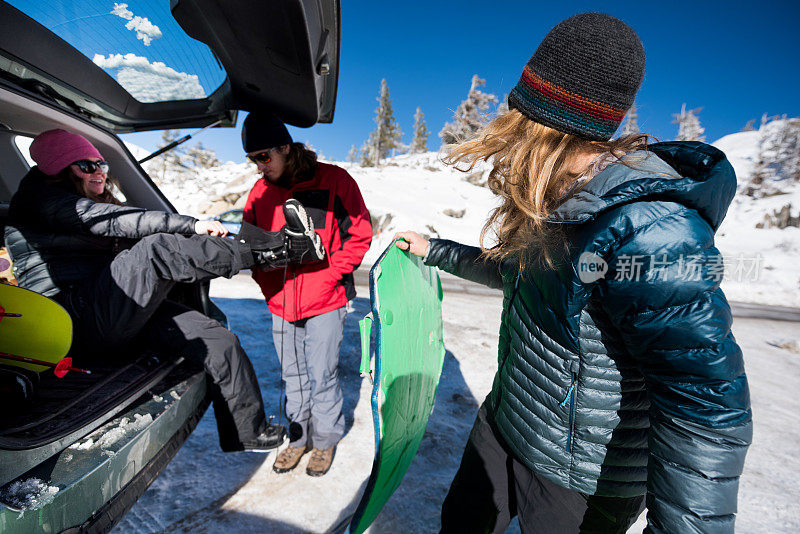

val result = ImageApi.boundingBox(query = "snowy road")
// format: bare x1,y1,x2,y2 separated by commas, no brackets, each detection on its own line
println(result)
114,274,800,534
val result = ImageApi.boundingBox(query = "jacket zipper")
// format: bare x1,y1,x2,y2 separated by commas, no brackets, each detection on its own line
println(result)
559,371,577,452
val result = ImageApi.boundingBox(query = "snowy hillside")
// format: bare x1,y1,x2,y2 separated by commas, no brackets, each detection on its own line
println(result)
129,128,800,307
712,130,800,307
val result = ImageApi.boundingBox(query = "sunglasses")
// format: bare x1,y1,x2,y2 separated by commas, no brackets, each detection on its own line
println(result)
247,149,274,164
72,159,109,174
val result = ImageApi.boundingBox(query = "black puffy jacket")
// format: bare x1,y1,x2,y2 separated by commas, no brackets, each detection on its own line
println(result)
4,167,197,296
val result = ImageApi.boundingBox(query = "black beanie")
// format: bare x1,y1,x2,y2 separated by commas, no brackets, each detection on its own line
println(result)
507,13,645,141
241,112,293,153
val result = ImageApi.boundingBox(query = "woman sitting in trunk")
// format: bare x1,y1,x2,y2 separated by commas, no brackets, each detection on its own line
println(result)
3,128,317,453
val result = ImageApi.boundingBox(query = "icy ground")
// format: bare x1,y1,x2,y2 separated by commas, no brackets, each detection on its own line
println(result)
114,274,800,533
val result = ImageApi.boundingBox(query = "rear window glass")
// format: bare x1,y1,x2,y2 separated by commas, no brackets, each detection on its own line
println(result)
7,1,226,104
13,135,34,167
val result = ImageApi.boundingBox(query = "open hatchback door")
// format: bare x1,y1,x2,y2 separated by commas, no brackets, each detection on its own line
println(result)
0,1,339,531
0,0,340,132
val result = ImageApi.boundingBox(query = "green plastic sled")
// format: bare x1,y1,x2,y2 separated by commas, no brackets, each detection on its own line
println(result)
346,240,445,534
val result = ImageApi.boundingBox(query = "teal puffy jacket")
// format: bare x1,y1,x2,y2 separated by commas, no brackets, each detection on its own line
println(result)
425,142,752,533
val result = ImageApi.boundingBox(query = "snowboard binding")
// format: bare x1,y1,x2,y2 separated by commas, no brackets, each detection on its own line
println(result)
237,199,325,272
282,199,325,265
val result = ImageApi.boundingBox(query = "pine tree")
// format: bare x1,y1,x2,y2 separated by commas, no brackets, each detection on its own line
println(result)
772,118,800,182
439,74,498,145
497,94,509,115
788,121,800,182
363,79,402,166
359,139,377,167
741,119,756,132
159,129,187,167
747,117,800,196
186,142,220,169
410,107,430,154
620,102,640,136
672,104,706,142
347,144,359,163
148,129,188,183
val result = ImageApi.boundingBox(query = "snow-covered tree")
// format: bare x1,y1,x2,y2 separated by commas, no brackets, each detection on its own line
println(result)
672,104,706,142
746,117,800,197
185,142,220,169
359,139,377,167
741,119,756,132
410,107,430,154
347,144,359,163
761,112,781,129
362,79,402,166
789,124,800,182
496,94,509,115
159,129,187,167
439,74,498,145
620,102,640,136
146,129,189,183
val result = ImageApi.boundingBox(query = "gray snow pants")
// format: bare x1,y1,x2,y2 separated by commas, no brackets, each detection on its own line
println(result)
272,307,346,450
60,233,266,451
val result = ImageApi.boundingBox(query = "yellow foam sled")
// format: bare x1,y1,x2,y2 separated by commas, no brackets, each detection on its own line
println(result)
0,283,73,373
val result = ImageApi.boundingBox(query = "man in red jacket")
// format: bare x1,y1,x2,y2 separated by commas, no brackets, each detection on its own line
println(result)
242,113,372,477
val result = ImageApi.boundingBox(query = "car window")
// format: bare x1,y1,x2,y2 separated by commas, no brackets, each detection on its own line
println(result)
13,135,34,167
7,1,226,104
219,210,243,223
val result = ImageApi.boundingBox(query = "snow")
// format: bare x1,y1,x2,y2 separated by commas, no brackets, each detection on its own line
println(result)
68,413,155,452
110,129,800,532
127,126,799,307
114,275,800,533
714,131,760,180
0,478,59,512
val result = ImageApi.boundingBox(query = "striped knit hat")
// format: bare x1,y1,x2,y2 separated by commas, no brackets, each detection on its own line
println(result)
508,13,645,141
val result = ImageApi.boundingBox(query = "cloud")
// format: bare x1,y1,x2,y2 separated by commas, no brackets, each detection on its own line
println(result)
93,53,206,102
111,3,162,46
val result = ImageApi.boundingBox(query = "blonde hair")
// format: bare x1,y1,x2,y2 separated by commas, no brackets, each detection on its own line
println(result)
444,109,650,268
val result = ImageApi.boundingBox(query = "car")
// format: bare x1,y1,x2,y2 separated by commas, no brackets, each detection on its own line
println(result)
211,208,244,235
0,0,340,531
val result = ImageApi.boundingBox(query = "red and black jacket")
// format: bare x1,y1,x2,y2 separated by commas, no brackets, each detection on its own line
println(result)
244,162,372,321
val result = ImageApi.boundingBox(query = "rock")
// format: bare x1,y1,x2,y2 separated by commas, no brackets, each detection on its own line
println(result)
370,213,394,236
443,208,466,218
464,170,487,186
233,194,248,209
756,203,800,229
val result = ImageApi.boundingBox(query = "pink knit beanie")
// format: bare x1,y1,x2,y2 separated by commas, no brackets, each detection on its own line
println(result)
30,129,103,176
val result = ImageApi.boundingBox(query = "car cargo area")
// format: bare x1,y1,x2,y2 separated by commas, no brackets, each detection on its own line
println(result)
0,358,209,533
0,351,195,451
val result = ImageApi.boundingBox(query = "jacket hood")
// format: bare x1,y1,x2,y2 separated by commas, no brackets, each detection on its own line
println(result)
549,141,737,230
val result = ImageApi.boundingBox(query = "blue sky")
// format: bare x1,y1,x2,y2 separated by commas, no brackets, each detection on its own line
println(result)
123,0,800,163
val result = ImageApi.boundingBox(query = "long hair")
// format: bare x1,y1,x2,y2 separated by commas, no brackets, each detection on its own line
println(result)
51,167,124,205
444,109,651,268
282,142,318,184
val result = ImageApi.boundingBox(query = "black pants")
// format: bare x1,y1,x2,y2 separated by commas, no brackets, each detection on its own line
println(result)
441,402,645,534
61,233,265,451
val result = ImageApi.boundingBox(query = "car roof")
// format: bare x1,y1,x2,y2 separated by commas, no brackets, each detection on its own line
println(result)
0,0,339,132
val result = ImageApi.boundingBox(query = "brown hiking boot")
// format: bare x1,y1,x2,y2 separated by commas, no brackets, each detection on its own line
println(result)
272,445,309,474
306,446,336,477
